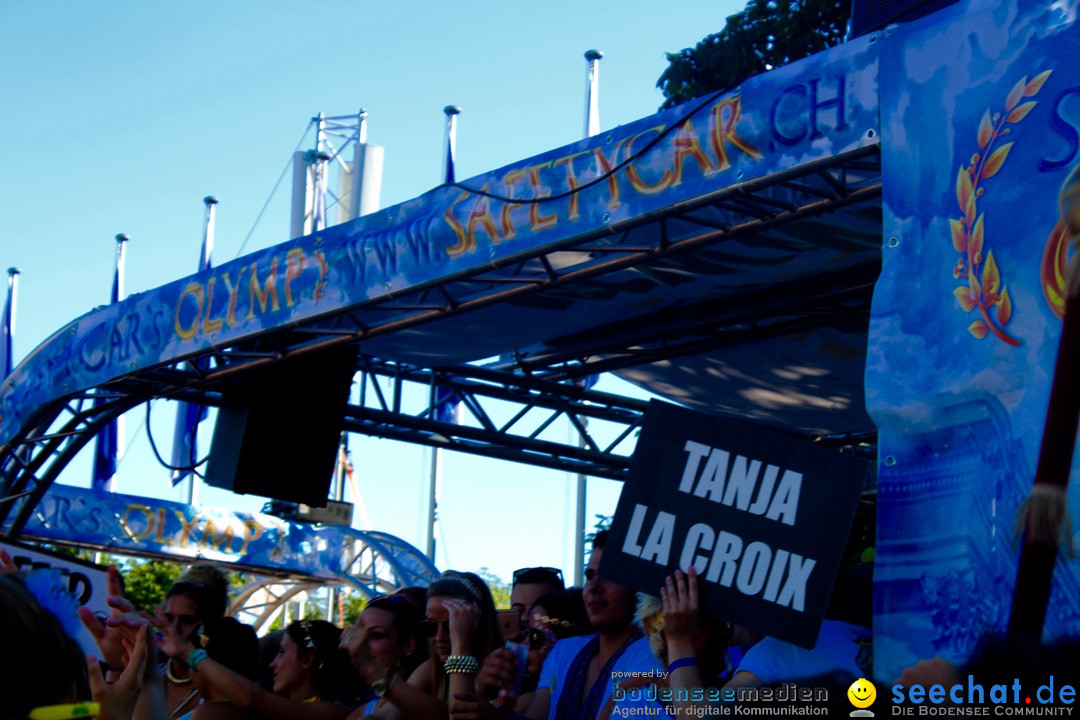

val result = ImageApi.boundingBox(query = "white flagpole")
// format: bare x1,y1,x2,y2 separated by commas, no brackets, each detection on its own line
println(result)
114,234,128,302
112,234,128,475
314,113,328,232
569,50,604,584
571,383,589,586
1,267,20,379
443,105,461,184
425,446,441,562
200,196,217,271
584,49,603,138
185,196,217,506
427,107,459,562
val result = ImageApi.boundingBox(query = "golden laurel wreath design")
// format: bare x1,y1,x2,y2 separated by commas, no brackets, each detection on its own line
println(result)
951,70,1052,346
1041,219,1069,319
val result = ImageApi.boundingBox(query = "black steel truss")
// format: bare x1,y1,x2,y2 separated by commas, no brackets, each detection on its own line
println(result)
1,145,881,535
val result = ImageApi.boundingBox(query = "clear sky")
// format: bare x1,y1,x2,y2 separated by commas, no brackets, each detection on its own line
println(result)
0,0,746,587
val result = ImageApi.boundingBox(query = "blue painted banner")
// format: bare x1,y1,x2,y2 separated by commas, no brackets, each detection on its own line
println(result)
869,0,1080,681
0,35,879,448
22,483,345,578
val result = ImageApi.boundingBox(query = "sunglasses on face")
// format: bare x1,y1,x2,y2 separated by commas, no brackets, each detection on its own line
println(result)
512,566,564,586
527,627,556,650
368,593,411,608
418,619,449,638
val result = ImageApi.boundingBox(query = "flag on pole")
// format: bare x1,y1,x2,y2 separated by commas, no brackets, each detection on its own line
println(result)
0,268,18,380
433,385,461,425
443,105,461,184
170,198,216,487
91,237,127,492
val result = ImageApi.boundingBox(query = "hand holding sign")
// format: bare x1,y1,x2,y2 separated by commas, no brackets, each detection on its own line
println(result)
660,568,699,658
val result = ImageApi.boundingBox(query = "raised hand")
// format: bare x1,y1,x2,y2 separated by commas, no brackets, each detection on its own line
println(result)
86,624,149,720
660,568,699,662
444,598,480,656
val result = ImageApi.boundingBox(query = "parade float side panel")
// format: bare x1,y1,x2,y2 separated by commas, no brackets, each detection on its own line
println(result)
869,0,1080,681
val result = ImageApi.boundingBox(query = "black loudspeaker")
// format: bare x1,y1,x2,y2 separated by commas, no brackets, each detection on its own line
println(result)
849,0,956,38
204,345,357,507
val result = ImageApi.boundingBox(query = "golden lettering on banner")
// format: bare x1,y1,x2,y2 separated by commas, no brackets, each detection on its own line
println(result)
117,502,269,557
441,94,761,258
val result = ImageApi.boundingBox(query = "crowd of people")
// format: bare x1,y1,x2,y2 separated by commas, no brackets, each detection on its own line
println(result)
1,527,1076,720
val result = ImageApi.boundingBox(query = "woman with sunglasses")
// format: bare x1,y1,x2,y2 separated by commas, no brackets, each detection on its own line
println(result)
340,594,446,719
404,571,501,716
170,619,359,720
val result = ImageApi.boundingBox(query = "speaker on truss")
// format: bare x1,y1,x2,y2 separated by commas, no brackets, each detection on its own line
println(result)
204,345,357,507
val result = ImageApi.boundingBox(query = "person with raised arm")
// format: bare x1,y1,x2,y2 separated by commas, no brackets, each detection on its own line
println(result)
173,619,357,720
409,571,502,720
341,594,446,719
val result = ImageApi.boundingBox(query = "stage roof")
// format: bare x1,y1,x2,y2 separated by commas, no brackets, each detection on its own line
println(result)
1,29,882,533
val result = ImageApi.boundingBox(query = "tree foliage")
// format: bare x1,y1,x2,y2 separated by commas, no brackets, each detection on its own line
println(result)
657,0,851,110
342,591,368,626
124,559,184,613
267,601,326,631
477,567,511,608
117,558,246,613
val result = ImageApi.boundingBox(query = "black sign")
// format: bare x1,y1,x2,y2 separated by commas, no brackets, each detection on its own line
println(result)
599,401,870,649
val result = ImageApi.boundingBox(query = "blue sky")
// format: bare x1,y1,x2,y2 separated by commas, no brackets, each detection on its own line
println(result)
0,0,745,585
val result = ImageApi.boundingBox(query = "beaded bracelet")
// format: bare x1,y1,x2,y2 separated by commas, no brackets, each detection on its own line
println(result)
444,655,479,674
187,648,210,671
667,657,698,673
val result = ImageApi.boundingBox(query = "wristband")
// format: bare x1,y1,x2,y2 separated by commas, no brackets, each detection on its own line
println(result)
667,657,698,673
28,704,101,720
444,654,479,674
188,648,209,671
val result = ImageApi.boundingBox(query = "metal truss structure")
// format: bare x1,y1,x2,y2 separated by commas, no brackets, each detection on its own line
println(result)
1,145,882,553
226,526,440,630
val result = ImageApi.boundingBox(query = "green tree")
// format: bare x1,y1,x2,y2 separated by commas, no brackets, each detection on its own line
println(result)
477,568,511,608
124,559,183,613
115,558,247,614
657,0,850,109
267,601,325,631
342,591,368,626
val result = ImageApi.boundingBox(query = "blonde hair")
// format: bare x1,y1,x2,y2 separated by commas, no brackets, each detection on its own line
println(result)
635,592,665,659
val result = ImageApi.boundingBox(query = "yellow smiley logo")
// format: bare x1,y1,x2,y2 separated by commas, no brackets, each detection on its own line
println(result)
847,677,876,708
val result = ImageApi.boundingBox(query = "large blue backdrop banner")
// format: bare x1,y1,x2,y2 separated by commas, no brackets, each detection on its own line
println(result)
869,0,1080,681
